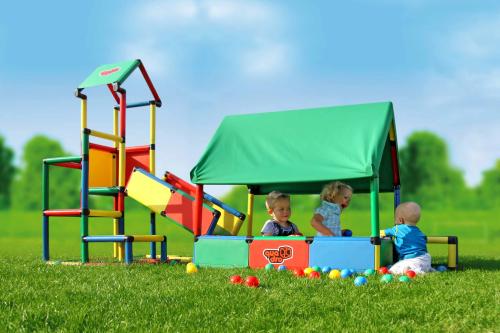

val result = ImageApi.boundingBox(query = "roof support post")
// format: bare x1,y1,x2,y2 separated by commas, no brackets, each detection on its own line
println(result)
194,185,204,237
370,175,380,237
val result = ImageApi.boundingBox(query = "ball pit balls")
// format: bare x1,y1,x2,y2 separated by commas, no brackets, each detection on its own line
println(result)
321,266,331,274
436,265,448,272
340,269,351,279
349,269,356,276
342,229,353,237
328,269,341,279
308,271,321,279
378,266,389,275
230,275,243,284
304,267,313,276
364,269,376,276
265,263,274,271
186,262,198,274
399,276,411,283
277,265,287,271
405,270,416,278
245,276,260,288
354,276,368,286
312,265,321,272
381,274,393,283
293,268,305,277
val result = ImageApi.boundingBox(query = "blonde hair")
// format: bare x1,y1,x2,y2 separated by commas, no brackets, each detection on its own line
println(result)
320,181,353,203
265,191,290,210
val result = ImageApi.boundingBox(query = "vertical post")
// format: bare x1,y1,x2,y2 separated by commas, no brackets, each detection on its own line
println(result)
113,107,119,258
394,185,400,209
42,162,49,261
370,175,380,269
194,185,203,237
117,89,126,261
81,130,90,263
160,237,167,262
246,191,254,236
149,102,157,258
125,241,133,264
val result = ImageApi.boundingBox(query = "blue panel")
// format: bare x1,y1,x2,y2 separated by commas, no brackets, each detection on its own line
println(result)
309,237,374,272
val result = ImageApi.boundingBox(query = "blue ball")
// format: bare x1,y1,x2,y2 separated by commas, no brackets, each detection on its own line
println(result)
354,276,367,286
436,265,447,272
321,266,331,274
277,265,287,271
340,269,351,279
342,229,353,237
349,268,356,276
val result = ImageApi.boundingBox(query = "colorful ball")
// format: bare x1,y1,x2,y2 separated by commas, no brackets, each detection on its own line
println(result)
436,265,448,272
340,269,351,279
186,262,198,274
405,270,417,278
381,274,393,283
245,276,260,288
364,269,376,276
265,263,274,271
230,275,243,284
399,276,411,283
321,266,331,274
277,265,287,271
349,269,356,276
304,267,313,276
328,269,341,279
293,268,305,277
378,266,389,275
354,276,368,286
312,265,321,272
342,229,353,237
309,271,321,279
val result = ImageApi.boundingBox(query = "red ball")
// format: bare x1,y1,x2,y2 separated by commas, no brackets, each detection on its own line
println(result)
406,270,416,278
245,276,260,288
378,267,389,275
230,275,243,284
308,271,321,279
293,268,305,277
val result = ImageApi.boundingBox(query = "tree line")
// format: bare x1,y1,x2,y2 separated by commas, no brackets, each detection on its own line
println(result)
0,131,499,211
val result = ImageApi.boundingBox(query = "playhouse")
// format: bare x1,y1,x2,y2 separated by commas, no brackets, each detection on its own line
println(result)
42,59,458,270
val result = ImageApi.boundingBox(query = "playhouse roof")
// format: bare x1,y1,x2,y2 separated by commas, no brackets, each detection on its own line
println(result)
78,59,141,89
190,102,399,194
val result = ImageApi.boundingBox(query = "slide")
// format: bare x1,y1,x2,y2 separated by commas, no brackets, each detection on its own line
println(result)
125,168,245,235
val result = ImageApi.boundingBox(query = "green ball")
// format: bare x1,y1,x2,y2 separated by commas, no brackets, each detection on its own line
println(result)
399,276,411,283
312,265,321,272
381,274,393,283
364,269,376,276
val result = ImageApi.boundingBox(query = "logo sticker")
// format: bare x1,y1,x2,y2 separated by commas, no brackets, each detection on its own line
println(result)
100,67,121,76
263,246,293,264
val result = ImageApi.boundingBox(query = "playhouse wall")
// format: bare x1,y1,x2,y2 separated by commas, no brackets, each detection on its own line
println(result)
194,236,248,267
89,148,116,187
249,236,309,269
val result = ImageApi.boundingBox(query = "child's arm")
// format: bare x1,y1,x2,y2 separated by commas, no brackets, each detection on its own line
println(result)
261,221,275,236
310,214,335,236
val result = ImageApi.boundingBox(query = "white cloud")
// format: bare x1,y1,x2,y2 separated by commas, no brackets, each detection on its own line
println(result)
241,41,290,77
450,14,500,60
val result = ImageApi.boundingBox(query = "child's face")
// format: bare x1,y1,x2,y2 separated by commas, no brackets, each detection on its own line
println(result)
334,189,352,209
269,198,291,223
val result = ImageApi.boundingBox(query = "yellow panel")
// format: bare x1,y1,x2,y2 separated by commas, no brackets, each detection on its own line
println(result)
126,170,173,214
389,122,396,141
208,204,244,236
89,148,116,187
448,244,457,268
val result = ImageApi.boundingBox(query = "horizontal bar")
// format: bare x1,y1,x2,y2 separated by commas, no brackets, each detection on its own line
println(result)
89,143,118,154
44,209,81,217
427,236,450,244
126,145,150,153
86,129,122,143
88,210,122,218
131,235,165,242
54,162,82,170
83,235,130,243
89,187,120,196
114,100,155,110
44,156,81,165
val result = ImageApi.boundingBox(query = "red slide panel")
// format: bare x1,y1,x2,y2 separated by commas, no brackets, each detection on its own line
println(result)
164,172,196,198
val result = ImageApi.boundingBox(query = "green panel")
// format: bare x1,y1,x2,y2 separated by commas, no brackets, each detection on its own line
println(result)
79,59,140,89
252,236,306,241
190,102,397,194
380,238,393,267
194,238,248,268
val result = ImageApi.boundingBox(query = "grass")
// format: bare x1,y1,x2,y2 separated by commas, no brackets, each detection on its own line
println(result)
0,209,499,332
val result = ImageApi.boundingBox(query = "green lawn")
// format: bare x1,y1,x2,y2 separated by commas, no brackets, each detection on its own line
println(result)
0,209,499,332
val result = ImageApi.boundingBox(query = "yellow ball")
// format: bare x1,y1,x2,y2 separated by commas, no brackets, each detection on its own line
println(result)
304,267,313,276
186,262,198,274
329,269,341,279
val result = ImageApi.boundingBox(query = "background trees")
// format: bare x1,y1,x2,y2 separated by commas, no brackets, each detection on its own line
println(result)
0,135,16,209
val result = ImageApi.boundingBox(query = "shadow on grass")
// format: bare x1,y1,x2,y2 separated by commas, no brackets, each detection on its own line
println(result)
458,256,500,271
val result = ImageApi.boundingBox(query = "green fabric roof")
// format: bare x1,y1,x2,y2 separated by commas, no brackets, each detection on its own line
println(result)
190,102,399,194
78,59,140,89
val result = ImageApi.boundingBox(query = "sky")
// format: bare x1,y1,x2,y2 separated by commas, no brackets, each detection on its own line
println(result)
1,0,499,196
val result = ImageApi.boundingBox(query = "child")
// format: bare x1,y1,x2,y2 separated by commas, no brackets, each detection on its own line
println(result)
310,181,353,236
261,191,302,236
381,202,434,274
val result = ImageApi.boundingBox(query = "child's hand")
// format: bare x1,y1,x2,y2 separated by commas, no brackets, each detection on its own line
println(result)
288,233,303,236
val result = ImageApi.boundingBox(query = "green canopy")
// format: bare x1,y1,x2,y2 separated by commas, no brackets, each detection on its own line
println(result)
190,102,399,194
78,59,140,89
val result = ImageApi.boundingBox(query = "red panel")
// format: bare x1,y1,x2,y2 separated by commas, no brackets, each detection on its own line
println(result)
164,191,215,235
89,143,117,154
249,239,309,269
125,146,150,184
390,144,400,185
44,209,82,217
164,172,196,198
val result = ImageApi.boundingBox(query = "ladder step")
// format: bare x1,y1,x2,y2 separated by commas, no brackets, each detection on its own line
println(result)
44,209,81,217
89,187,120,196
88,210,122,218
